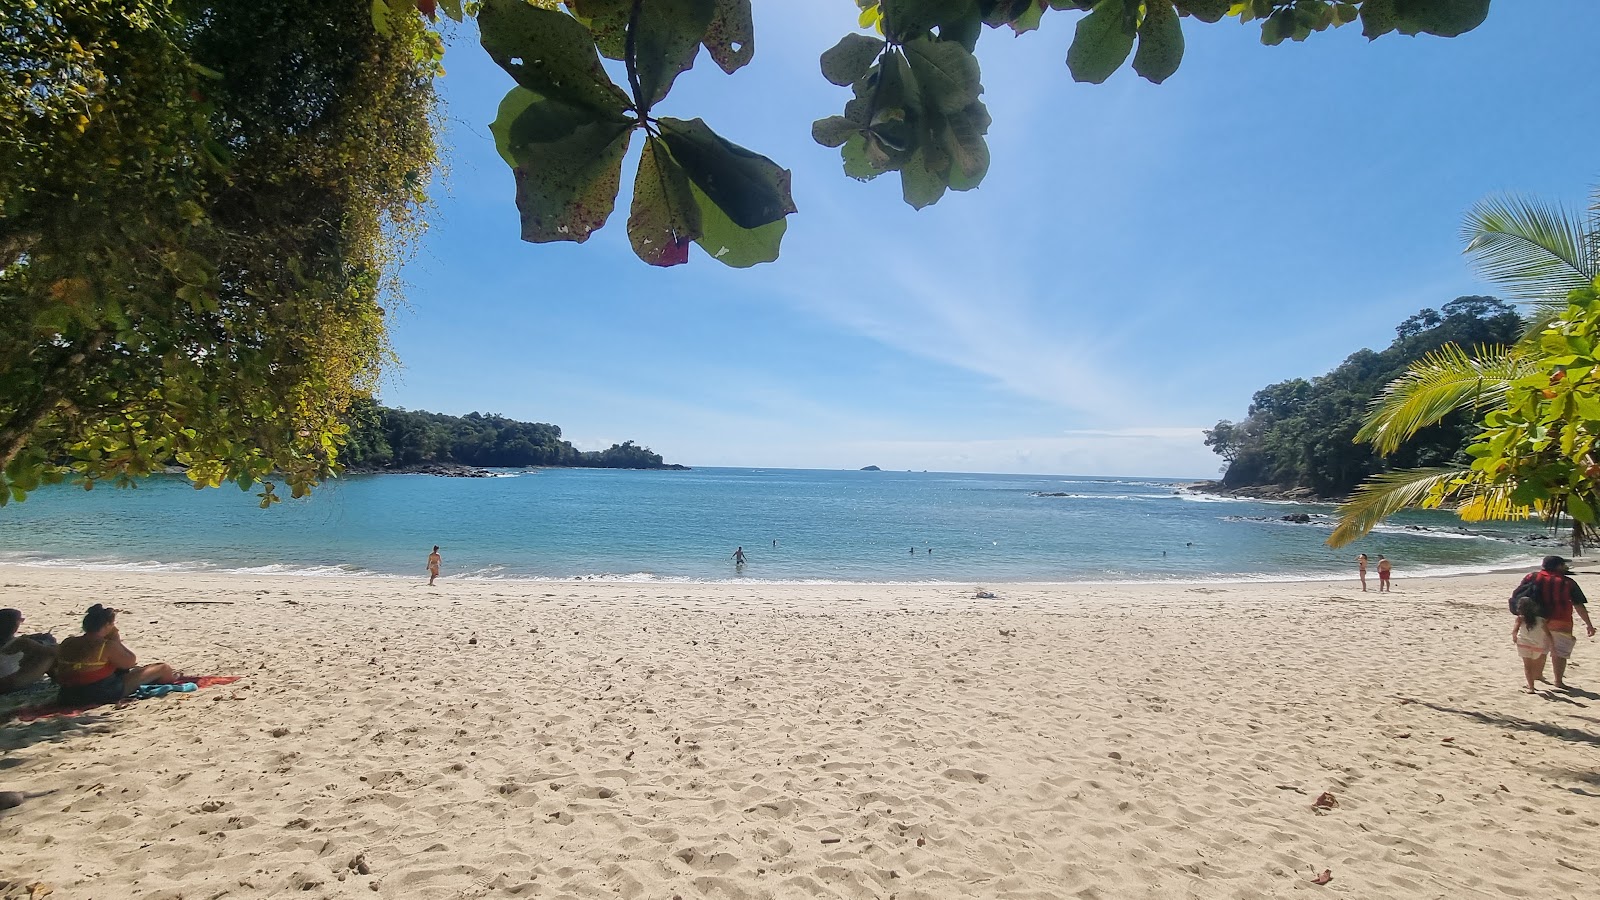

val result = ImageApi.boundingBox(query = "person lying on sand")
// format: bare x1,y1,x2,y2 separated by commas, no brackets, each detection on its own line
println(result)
0,608,56,695
51,605,177,706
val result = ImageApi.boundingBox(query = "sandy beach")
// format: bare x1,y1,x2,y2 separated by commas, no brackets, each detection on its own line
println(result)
1,565,1595,899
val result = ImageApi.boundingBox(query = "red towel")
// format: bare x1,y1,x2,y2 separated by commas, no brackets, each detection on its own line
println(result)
5,675,242,723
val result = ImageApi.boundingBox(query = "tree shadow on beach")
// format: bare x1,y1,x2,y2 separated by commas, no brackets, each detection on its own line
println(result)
1541,767,1600,798
1415,700,1600,747
0,712,115,754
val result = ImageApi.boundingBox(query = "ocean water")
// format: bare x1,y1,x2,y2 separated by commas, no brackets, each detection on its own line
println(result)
0,468,1547,583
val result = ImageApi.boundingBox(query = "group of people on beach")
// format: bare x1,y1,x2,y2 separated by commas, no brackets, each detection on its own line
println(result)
0,604,181,705
1356,552,1391,592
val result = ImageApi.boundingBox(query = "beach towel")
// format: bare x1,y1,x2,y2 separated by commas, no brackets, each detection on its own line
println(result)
2,675,242,723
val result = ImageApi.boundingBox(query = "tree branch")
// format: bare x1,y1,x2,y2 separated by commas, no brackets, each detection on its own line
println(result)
0,330,108,471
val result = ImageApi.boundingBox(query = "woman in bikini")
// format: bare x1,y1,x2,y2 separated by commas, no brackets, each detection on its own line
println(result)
52,604,176,706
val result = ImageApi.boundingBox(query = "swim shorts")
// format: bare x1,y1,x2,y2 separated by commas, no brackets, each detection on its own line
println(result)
1549,629,1577,659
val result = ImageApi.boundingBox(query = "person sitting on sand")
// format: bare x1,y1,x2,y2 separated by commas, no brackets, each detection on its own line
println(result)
51,604,176,706
0,608,56,695
1512,588,1553,693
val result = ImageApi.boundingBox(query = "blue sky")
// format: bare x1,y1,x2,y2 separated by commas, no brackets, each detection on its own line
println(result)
384,1,1598,477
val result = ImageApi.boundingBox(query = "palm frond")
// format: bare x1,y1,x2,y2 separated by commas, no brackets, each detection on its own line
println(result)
1463,193,1597,303
1356,343,1530,456
1328,467,1469,548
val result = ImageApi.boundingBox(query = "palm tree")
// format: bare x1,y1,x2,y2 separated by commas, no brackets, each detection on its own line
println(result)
1328,187,1600,549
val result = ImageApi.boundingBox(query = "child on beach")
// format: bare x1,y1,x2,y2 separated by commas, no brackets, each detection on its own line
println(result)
1512,594,1552,693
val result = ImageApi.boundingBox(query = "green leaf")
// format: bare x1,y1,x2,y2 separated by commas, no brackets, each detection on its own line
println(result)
841,133,881,181
490,87,633,243
479,0,632,114
1260,9,1292,45
1173,0,1229,24
812,115,860,148
940,102,990,190
1394,0,1490,37
629,139,703,267
371,0,393,37
1067,0,1136,85
1008,1,1047,34
1330,2,1358,26
704,0,755,73
1360,0,1399,39
900,145,947,210
902,37,981,113
658,117,796,230
568,0,629,59
630,0,717,111
1132,1,1183,84
881,0,981,44
688,182,786,268
821,34,886,87
1568,493,1597,525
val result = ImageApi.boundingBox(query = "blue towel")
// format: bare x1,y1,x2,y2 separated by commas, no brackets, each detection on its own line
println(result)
132,682,199,700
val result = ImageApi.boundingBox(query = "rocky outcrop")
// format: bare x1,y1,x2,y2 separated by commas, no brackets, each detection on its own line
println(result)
860,465,882,471
1180,481,1327,502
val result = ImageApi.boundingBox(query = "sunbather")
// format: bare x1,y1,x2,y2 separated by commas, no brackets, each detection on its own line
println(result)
51,605,176,706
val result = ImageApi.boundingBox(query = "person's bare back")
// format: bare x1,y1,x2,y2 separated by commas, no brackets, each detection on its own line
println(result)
427,546,442,586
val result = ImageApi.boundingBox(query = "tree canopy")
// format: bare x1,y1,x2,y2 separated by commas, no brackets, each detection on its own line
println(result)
341,401,680,469
1205,296,1523,497
1,0,439,506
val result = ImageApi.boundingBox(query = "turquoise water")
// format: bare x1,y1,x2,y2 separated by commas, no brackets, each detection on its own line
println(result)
0,468,1544,583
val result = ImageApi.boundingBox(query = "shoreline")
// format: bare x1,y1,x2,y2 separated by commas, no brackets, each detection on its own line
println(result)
0,552,1554,588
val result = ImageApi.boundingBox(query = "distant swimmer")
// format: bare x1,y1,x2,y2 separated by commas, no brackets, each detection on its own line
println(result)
1186,542,1193,548
772,539,778,547
927,548,933,555
734,546,747,566
427,546,442,587
910,547,916,555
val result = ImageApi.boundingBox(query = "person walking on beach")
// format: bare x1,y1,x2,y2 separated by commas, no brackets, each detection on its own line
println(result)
427,546,442,587
1514,556,1597,689
1511,584,1554,693
733,547,746,566
1358,553,1369,592
1377,555,1391,592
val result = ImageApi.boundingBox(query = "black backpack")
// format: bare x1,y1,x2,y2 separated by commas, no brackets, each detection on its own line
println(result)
1510,575,1544,616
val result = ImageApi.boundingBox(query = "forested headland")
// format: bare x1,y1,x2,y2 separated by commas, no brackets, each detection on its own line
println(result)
338,401,684,472
1203,296,1523,499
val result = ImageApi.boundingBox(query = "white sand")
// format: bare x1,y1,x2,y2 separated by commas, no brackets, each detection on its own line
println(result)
1,565,1596,899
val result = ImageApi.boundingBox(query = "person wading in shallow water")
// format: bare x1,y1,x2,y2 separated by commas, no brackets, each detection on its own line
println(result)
733,547,746,566
427,546,442,587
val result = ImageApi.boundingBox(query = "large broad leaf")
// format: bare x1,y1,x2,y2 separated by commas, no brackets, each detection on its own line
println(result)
658,117,796,230
1132,2,1183,84
901,145,947,210
629,139,702,267
479,0,631,114
902,36,981,114
704,0,755,73
688,182,786,268
880,0,981,44
490,87,633,243
811,115,860,148
1394,0,1490,37
1173,0,1228,24
569,0,629,59
940,101,990,190
631,0,716,111
1067,0,1136,84
821,34,886,87
1359,0,1399,38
